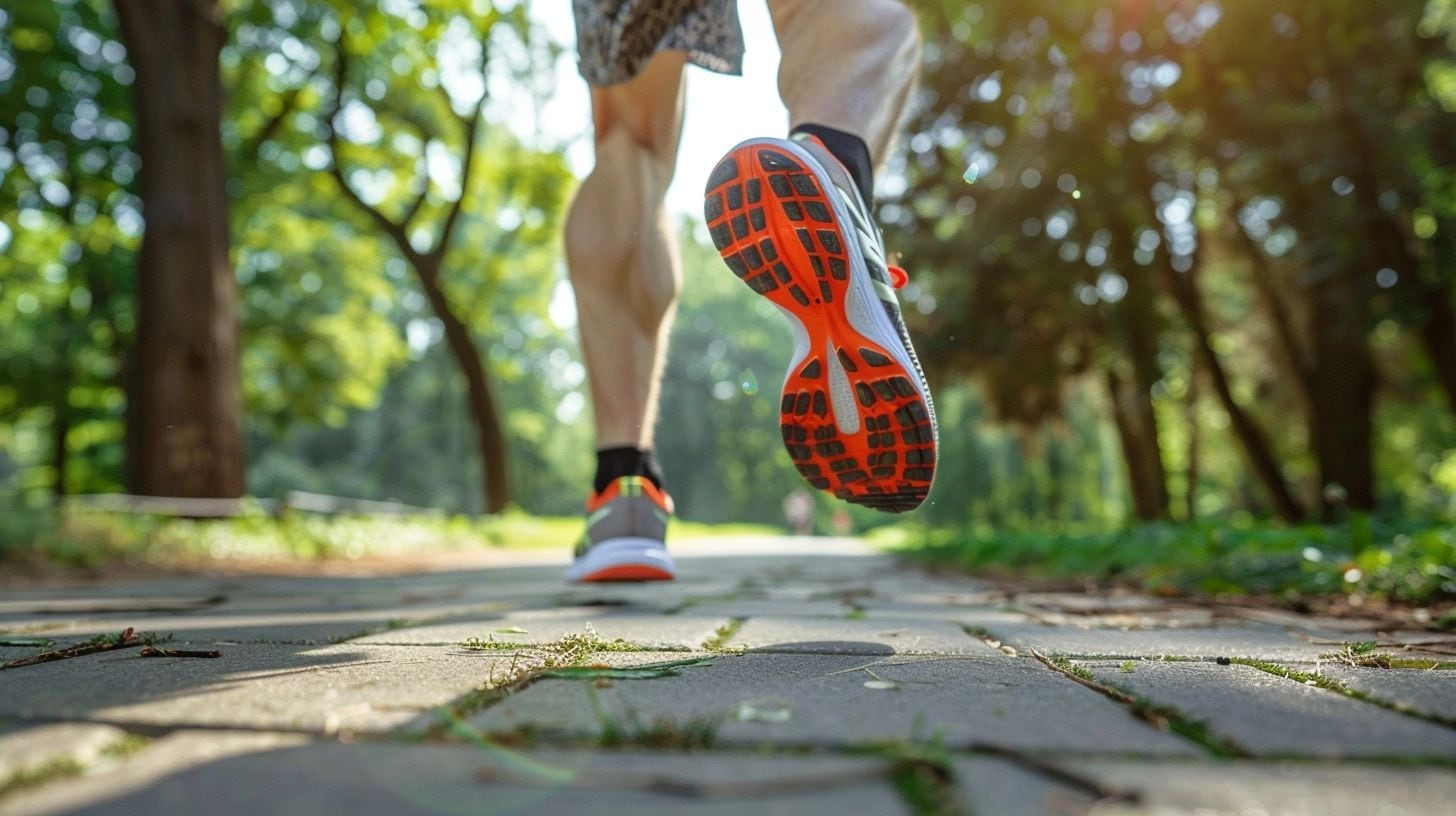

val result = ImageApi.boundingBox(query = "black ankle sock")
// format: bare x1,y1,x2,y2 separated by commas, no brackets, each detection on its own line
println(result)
594,446,664,494
791,124,874,205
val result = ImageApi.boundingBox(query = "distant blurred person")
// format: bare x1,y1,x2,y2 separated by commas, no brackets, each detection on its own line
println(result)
564,0,937,583
782,487,815,535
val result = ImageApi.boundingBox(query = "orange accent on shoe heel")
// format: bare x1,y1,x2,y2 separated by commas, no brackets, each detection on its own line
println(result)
579,565,676,583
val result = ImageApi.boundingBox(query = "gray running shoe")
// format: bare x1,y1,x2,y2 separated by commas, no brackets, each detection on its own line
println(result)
565,476,677,583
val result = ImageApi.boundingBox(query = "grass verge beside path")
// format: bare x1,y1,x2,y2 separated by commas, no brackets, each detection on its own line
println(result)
0,506,781,571
879,516,1456,606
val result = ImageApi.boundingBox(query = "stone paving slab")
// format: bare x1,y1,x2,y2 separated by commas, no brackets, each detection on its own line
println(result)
9,741,909,816
1081,660,1456,759
5,730,309,816
0,723,130,779
687,599,858,619
6,536,1453,815
0,595,228,617
0,605,507,647
852,604,1035,631
355,607,733,650
987,622,1333,661
728,616,994,655
1021,608,1217,630
1013,593,1171,614
1067,759,1456,816
951,756,1099,816
475,652,1197,755
1318,665,1456,724
0,644,509,734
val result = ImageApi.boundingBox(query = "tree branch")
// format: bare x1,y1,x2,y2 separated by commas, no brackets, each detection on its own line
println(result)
428,40,491,263
240,70,315,162
324,38,416,259
401,172,431,230
368,106,436,230
1225,189,1316,399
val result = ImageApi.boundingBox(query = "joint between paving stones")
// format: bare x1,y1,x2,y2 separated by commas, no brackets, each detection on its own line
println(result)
1230,658,1456,731
960,625,1020,656
1032,650,1252,759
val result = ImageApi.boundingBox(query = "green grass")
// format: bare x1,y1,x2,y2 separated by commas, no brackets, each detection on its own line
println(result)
883,515,1456,604
461,623,658,654
0,734,151,801
0,757,86,799
700,618,743,651
0,505,781,569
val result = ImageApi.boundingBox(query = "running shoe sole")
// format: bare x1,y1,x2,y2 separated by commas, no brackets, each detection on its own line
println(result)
704,138,935,512
565,538,677,583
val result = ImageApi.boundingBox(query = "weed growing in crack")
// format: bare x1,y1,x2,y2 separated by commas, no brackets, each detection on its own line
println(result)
586,684,721,750
1231,658,1456,728
0,758,86,799
462,623,653,655
701,619,743,652
0,734,152,801
867,740,962,816
1041,653,1249,758
1320,642,1456,670
425,624,669,740
100,733,151,760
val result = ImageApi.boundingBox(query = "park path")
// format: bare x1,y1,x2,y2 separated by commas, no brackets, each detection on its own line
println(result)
2,535,1454,815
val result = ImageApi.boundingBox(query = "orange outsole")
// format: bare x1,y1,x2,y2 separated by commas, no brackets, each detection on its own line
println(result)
704,142,934,512
578,564,676,583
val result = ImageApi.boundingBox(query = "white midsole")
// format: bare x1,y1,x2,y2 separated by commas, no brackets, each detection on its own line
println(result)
564,537,677,583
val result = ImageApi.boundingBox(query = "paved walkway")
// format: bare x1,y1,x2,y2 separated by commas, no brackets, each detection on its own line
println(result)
2,537,1453,815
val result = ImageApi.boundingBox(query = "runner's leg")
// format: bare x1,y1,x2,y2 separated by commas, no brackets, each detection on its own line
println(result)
768,0,921,179
564,51,687,483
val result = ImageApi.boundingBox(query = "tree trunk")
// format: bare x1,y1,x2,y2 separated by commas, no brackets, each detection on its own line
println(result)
1420,289,1456,414
1108,261,1171,521
1418,223,1456,414
1160,259,1308,522
1183,370,1199,521
1227,193,1315,406
1106,369,1169,522
1308,269,1377,517
416,262,511,513
51,372,71,502
114,0,244,498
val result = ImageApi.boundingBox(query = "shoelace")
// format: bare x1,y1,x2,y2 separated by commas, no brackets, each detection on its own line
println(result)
887,265,910,290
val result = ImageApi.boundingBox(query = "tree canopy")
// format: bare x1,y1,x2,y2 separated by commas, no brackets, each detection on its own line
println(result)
1,0,1453,532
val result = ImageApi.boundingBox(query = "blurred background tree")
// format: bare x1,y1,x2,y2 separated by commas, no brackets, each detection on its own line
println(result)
891,0,1456,525
1,0,1453,552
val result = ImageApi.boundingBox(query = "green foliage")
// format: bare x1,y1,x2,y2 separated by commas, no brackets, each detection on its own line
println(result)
897,516,1456,603
0,0,139,498
1,0,583,515
896,0,1456,521
0,503,778,569
8,0,1456,574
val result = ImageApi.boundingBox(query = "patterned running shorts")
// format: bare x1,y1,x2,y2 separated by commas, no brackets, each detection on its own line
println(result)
572,0,745,86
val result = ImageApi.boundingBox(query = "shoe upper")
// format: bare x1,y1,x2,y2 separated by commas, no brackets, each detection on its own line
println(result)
575,475,673,558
